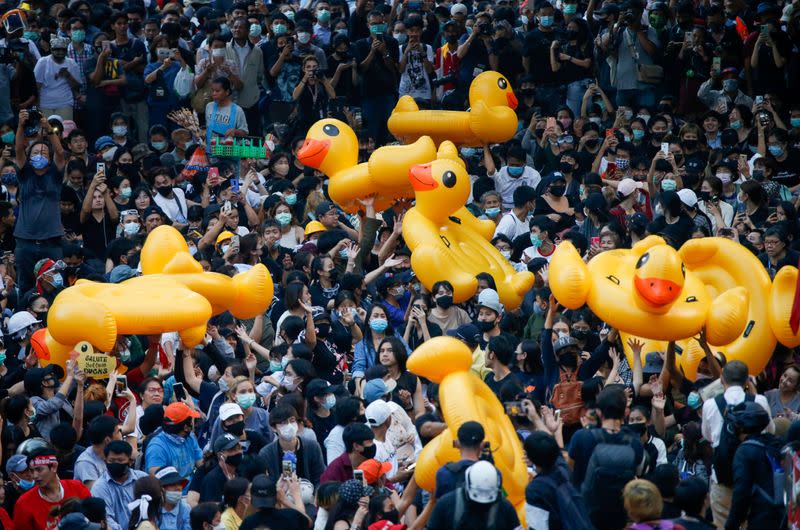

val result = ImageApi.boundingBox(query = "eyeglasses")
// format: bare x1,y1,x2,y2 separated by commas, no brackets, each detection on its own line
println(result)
764,240,782,247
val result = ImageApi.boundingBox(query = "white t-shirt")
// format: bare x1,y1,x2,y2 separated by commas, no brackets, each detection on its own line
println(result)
399,44,434,101
154,188,189,224
522,243,556,263
494,211,530,241
488,166,541,209
34,55,82,108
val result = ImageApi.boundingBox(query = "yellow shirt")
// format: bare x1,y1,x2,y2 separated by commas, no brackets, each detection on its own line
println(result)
221,507,242,530
472,345,492,380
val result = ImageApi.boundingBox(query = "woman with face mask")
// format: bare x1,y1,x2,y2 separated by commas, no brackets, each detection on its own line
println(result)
309,255,341,309
269,201,303,250
402,294,443,351
427,280,472,334
306,378,339,451
533,174,576,233
210,377,272,444
143,35,187,132
352,305,410,392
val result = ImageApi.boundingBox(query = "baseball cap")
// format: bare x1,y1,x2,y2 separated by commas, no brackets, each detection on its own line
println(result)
617,178,638,197
362,378,396,403
721,67,738,77
477,288,503,314
457,421,485,445
154,466,188,487
358,459,393,484
677,189,698,208
163,402,201,424
756,2,779,15
596,3,620,14
58,513,101,530
450,2,468,16
251,474,277,508
6,454,28,474
109,264,136,284
365,400,392,427
642,351,665,374
553,335,579,353
7,311,41,335
213,433,240,452
94,136,115,151
306,378,333,399
131,143,153,162
446,323,481,345
315,201,337,218
218,403,244,422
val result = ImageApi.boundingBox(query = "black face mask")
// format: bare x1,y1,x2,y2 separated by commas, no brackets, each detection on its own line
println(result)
535,128,545,139
328,269,339,282
626,422,647,437
549,185,566,197
118,163,137,176
107,462,129,480
435,295,453,309
567,29,580,40
683,139,698,150
571,329,590,341
651,131,666,142
584,138,599,149
357,414,368,423
224,420,245,437
156,185,172,197
383,509,400,523
35,311,48,325
224,452,244,468
752,169,765,181
698,190,711,201
558,162,574,174
446,34,458,45
476,319,496,332
316,323,330,339
130,20,142,33
657,104,672,114
360,443,377,459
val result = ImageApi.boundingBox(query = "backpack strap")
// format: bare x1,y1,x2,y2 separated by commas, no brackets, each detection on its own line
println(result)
453,488,466,528
714,394,727,415
485,498,500,530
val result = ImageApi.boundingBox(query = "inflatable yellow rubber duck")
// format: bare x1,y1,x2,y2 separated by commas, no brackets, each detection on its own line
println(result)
45,226,274,364
403,142,534,310
387,71,519,146
406,336,528,524
296,119,437,213
550,236,749,352
770,266,800,348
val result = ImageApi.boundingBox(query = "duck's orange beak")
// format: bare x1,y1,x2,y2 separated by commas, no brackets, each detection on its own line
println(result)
634,275,681,306
409,164,438,192
297,138,330,169
507,91,518,110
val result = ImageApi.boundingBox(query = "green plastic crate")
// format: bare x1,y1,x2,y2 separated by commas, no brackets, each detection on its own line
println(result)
210,137,268,159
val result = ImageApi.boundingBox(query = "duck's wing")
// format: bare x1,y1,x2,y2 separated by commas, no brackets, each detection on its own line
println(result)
468,100,518,144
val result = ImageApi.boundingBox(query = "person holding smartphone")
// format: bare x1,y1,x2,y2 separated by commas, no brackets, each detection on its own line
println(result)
292,55,336,134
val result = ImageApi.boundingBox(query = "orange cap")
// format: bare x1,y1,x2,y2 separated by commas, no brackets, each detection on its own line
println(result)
164,402,201,424
357,458,393,485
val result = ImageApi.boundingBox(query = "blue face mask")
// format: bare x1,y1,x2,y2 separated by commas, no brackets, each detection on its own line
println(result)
1,131,14,144
30,154,49,170
769,145,784,157
687,391,701,409
18,479,35,491
369,318,389,332
730,119,742,130
270,360,282,372
151,141,167,151
791,118,800,128
485,207,501,218
51,274,64,289
507,165,524,177
540,15,554,27
530,234,542,248
632,129,645,141
2,172,17,185
0,352,6,365
563,4,577,14
323,394,336,410
285,193,297,205
281,357,290,368
661,178,677,191
237,392,257,410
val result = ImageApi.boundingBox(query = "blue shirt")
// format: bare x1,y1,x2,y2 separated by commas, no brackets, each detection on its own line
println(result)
90,469,148,530
159,501,192,530
352,333,411,379
145,431,202,482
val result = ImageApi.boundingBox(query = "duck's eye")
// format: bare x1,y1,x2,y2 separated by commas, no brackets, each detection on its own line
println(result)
635,252,650,269
322,124,340,137
497,78,508,89
442,171,457,188
80,343,89,353
681,263,685,277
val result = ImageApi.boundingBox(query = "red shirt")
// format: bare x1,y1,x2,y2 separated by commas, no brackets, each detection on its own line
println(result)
433,45,460,92
13,480,90,530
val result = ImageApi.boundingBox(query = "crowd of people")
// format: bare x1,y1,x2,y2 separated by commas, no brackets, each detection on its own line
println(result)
0,0,799,528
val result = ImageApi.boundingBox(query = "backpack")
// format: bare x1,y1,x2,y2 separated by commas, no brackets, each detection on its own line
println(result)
444,460,473,493
538,467,595,530
741,438,786,507
550,370,584,425
711,393,755,486
581,429,638,522
452,487,500,530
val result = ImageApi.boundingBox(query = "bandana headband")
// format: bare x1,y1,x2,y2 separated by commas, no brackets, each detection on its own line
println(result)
31,455,57,466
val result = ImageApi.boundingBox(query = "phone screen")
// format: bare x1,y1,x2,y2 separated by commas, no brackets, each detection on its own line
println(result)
96,162,105,173
353,469,364,482
173,382,186,402
115,376,127,396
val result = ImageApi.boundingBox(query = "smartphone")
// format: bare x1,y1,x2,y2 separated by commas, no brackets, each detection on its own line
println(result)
222,200,232,214
755,95,764,105
554,409,562,423
606,127,617,138
760,24,769,36
591,236,600,246
230,176,240,194
208,167,220,186
606,162,618,175
115,375,127,396
283,460,293,476
231,235,240,248
768,206,777,216
353,469,364,482
712,56,721,75
531,106,542,116
101,40,111,52
173,382,186,402
504,401,524,417
96,162,105,174
546,117,556,130
660,142,669,155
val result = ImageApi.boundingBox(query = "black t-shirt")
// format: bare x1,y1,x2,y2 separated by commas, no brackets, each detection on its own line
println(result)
80,211,119,260
194,464,229,503
414,411,443,446
427,489,520,530
111,38,147,102
240,507,308,530
772,147,800,189
483,370,520,400
523,28,564,84
309,409,337,452
352,36,399,96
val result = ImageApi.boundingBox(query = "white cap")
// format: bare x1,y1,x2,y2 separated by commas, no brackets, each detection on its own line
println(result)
450,3,467,16
219,403,244,422
365,400,392,427
677,188,698,208
7,311,40,335
477,288,503,315
465,461,500,503
617,178,638,197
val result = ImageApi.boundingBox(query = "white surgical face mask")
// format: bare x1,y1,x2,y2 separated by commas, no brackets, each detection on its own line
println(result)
278,421,298,440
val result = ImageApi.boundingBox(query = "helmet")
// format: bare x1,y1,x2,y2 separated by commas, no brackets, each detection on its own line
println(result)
215,230,234,248
304,221,326,237
7,311,41,336
16,437,52,457
464,460,500,504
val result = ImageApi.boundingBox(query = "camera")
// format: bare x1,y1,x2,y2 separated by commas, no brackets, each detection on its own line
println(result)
478,22,492,35
431,74,456,87
620,12,634,25
758,111,770,127
24,106,42,137
0,38,27,64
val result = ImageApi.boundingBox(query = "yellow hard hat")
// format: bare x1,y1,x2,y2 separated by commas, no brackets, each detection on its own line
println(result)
215,230,234,247
304,221,326,237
